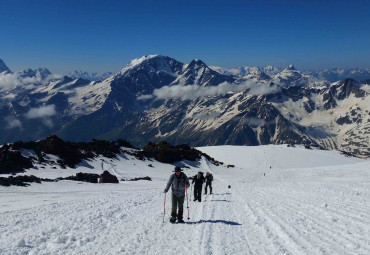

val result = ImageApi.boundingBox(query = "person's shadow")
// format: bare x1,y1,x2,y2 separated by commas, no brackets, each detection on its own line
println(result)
185,220,241,225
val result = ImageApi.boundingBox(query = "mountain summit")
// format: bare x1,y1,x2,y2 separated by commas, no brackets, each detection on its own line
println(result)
285,64,296,71
0,59,11,73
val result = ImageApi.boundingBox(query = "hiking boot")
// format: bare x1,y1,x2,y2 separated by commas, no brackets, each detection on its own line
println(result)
193,198,197,201
177,219,185,223
170,217,176,223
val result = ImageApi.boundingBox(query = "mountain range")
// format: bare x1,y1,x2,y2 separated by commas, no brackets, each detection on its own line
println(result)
0,56,369,157
210,65,370,83
67,70,114,81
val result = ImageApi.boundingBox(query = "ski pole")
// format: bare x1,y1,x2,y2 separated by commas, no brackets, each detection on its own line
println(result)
186,186,190,220
190,183,193,200
163,192,166,223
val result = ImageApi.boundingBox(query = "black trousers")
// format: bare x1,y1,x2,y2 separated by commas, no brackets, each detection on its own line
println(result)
205,182,212,194
171,193,184,220
194,185,202,202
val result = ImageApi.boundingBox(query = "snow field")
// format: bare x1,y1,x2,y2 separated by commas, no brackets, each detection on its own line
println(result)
1,145,369,254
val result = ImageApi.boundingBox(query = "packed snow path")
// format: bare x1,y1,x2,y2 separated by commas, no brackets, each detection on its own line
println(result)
1,146,369,254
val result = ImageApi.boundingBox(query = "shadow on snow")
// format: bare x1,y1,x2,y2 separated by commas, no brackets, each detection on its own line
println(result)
185,220,241,225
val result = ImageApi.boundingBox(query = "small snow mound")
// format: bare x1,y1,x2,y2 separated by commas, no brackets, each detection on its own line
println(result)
55,235,68,244
17,238,27,247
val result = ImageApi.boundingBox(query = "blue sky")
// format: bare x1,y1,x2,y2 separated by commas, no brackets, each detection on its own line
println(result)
1,0,369,73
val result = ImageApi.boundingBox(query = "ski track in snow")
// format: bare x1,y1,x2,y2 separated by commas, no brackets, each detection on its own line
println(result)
1,146,370,255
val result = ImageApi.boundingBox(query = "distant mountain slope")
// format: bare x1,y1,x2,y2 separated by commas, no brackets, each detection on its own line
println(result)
0,57,369,157
68,70,113,81
210,65,370,83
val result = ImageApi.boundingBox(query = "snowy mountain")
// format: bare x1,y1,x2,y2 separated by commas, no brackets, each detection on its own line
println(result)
309,68,370,82
68,70,113,81
171,59,235,87
0,59,10,73
211,65,370,83
0,57,369,157
209,65,277,80
1,144,369,254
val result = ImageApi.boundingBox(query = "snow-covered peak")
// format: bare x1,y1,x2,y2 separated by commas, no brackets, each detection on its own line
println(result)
125,55,159,69
309,68,370,82
285,64,296,71
263,66,282,76
170,58,234,87
19,68,52,79
187,59,208,69
209,66,232,75
273,64,315,87
120,55,159,73
211,65,282,79
0,59,11,73
119,55,183,76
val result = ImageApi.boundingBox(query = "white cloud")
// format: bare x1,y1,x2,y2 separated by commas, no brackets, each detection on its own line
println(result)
0,71,63,91
42,118,54,128
0,73,22,90
25,105,56,128
247,83,281,96
137,81,281,101
240,117,265,127
137,94,154,100
25,105,56,119
4,116,22,130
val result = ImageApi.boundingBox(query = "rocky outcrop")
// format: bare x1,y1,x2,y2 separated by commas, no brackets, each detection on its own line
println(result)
59,172,100,183
0,145,33,174
9,135,134,170
138,141,222,165
99,170,119,183
0,175,54,186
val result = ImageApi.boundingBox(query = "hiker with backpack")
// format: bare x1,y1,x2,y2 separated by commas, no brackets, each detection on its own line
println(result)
205,172,213,194
164,166,190,223
192,171,205,202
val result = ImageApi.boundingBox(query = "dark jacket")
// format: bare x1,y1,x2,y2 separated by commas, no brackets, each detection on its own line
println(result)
165,172,190,197
206,174,213,183
192,173,205,186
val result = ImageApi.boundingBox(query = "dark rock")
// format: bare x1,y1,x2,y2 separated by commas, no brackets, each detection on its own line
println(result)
227,165,235,168
0,146,33,174
336,116,352,125
60,172,100,183
121,176,152,181
0,175,54,187
303,100,315,113
138,141,222,165
99,170,119,183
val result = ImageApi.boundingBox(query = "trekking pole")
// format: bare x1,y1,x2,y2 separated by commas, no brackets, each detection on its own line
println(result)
190,183,193,200
186,186,190,220
163,192,166,223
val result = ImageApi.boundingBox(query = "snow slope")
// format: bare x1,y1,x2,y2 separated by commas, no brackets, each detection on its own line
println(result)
0,145,369,254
